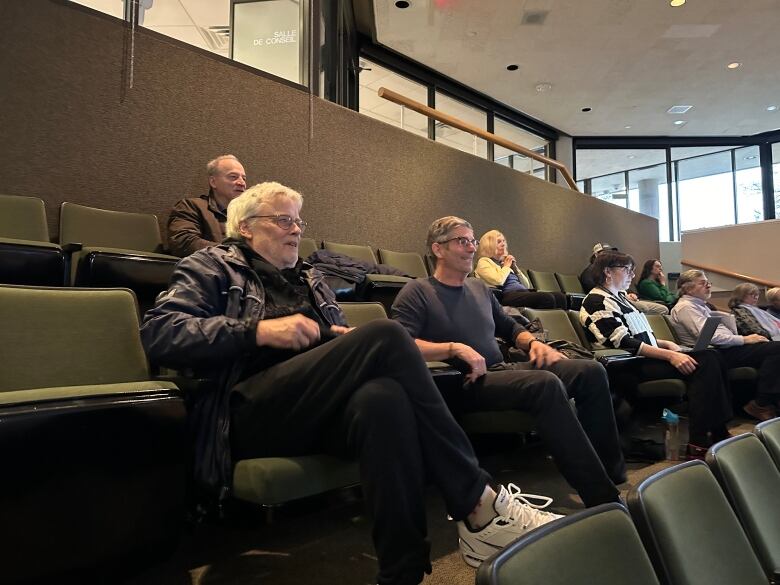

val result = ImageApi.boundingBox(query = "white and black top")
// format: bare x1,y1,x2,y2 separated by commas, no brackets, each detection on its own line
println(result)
579,287,658,354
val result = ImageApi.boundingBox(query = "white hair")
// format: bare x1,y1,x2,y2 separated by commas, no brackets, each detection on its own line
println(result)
226,182,303,240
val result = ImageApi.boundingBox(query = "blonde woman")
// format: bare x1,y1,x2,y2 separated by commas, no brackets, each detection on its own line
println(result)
475,230,565,309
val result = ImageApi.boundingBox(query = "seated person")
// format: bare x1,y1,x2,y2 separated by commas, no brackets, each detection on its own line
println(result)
581,243,668,315
474,229,566,309
636,259,676,307
672,270,780,422
767,287,780,319
167,154,247,257
580,251,732,456
392,216,625,524
729,283,780,341
141,183,561,583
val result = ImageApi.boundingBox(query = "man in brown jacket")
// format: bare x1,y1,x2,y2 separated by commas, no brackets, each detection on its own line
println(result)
166,154,247,257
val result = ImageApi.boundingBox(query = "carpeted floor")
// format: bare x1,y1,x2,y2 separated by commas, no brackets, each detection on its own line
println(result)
115,418,754,585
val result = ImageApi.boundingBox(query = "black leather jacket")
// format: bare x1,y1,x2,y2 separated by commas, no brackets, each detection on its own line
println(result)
140,243,345,499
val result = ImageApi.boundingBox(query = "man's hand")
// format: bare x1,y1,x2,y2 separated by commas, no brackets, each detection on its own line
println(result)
668,352,697,375
744,333,769,344
451,343,487,383
529,341,566,368
256,314,321,350
657,339,682,352
330,325,354,336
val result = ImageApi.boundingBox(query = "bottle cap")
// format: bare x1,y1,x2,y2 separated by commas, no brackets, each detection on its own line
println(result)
662,408,680,424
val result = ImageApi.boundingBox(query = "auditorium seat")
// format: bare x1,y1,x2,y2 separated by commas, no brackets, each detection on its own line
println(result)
555,272,585,295
298,236,318,260
377,248,429,278
476,502,661,585
628,460,767,585
59,202,180,314
0,193,65,286
706,433,780,582
0,285,186,583
755,417,780,470
529,269,584,310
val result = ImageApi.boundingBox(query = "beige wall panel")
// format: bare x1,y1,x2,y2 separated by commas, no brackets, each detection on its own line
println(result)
0,0,658,275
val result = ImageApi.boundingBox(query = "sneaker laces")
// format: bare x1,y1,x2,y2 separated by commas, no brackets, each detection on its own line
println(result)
505,483,554,509
501,484,559,528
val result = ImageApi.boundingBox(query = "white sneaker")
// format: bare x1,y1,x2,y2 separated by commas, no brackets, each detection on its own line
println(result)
457,483,564,568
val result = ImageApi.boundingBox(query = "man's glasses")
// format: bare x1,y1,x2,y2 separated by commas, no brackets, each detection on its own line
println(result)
439,236,479,248
248,214,308,233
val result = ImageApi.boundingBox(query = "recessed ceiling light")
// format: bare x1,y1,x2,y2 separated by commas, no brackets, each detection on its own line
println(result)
506,64,519,71
674,120,686,126
395,1,410,8
624,125,632,129
627,155,636,159
581,107,592,112
744,155,758,160
670,0,685,6
768,105,778,111
727,62,741,69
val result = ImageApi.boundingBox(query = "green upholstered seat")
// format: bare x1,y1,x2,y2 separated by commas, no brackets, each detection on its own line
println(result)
323,240,378,263
555,273,585,294
706,433,780,581
528,269,563,293
377,249,429,278
477,503,660,585
628,460,767,585
647,314,677,342
523,308,583,345
298,237,318,260
0,194,65,286
340,301,388,327
755,417,780,470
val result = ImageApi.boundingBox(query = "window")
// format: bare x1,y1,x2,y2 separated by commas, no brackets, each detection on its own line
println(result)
493,118,548,177
591,172,627,209
734,146,763,224
139,0,232,58
358,59,428,138
676,150,735,231
773,142,780,218
434,91,487,158
69,0,124,19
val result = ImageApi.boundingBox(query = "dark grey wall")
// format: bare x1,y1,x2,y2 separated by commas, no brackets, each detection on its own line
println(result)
0,0,659,274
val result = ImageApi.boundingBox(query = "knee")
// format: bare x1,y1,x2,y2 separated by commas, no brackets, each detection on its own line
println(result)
532,371,570,404
360,319,414,348
350,378,414,428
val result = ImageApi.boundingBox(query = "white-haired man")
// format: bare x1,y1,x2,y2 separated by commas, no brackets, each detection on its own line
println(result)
166,154,247,257
142,183,562,585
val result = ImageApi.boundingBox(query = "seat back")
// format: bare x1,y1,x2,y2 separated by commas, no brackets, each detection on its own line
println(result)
298,237,318,260
0,285,150,392
523,308,583,345
60,202,163,252
706,433,780,581
340,301,388,327
477,503,660,585
555,272,585,294
377,249,428,278
566,309,593,347
627,460,767,585
0,194,50,241
528,269,563,293
323,241,377,264
646,314,678,343
755,417,780,470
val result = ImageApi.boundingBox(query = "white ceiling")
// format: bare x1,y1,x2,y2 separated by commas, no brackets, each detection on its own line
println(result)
372,0,780,137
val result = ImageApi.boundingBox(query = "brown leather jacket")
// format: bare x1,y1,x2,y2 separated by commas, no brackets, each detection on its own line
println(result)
166,193,226,257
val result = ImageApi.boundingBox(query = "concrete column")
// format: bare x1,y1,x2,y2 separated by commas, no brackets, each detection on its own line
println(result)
638,178,660,218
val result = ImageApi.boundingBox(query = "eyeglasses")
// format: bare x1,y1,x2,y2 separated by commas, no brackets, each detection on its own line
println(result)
611,265,635,274
438,237,479,248
247,214,308,233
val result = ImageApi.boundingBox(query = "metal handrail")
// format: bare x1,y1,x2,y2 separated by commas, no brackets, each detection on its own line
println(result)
680,259,780,288
377,87,579,191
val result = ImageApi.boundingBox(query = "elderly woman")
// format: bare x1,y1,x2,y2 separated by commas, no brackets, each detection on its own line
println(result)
580,251,732,456
636,259,676,307
728,283,780,341
767,287,780,320
474,230,566,309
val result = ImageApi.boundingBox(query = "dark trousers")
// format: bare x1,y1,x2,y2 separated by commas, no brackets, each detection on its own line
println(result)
229,320,490,585
719,341,780,404
607,349,732,442
502,289,567,310
462,359,624,506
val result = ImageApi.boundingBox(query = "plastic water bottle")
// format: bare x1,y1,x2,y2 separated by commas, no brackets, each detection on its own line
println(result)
662,408,681,461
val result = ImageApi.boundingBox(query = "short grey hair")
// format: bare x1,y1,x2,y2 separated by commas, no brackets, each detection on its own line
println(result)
426,216,473,267
226,181,303,240
677,269,706,296
728,282,761,309
206,154,241,177
766,287,780,303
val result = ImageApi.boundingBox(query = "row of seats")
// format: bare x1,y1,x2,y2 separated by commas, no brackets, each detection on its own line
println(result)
478,420,780,585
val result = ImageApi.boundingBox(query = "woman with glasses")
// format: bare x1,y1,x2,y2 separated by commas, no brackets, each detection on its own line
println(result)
636,259,676,307
580,251,732,457
728,283,780,341
474,230,566,309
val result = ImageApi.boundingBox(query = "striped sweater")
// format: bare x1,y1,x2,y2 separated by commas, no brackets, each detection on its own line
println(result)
580,287,657,354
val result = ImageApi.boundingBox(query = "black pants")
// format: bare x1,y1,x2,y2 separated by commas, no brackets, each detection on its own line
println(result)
502,289,567,310
460,359,624,506
229,320,491,585
719,341,780,404
607,349,732,443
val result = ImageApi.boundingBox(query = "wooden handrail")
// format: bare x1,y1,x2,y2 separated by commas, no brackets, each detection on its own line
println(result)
680,259,780,288
377,87,580,192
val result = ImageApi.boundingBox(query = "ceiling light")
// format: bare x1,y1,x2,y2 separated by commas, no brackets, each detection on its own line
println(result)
535,82,552,93
744,155,757,160
395,1,410,8
674,120,686,126
624,125,632,129
627,155,636,159
727,62,741,69
768,105,778,111
670,0,685,6
667,105,693,114
506,64,519,71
